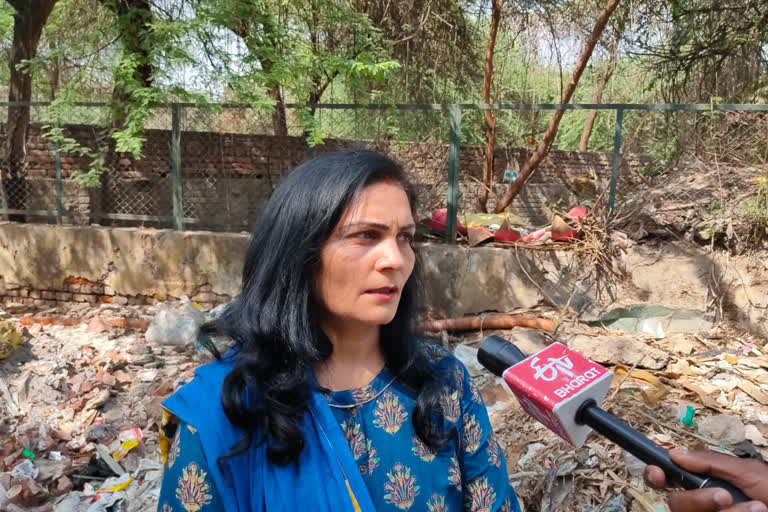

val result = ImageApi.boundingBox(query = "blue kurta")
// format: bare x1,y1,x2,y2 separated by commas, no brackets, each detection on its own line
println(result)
158,342,521,512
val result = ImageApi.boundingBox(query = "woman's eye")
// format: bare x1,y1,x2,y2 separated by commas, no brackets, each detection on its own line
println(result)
355,230,379,240
398,232,414,243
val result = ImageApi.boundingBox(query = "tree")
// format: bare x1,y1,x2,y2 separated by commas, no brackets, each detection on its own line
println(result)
478,0,504,212
99,0,155,122
631,0,768,101
352,0,481,102
201,0,289,135
2,0,58,221
193,0,400,143
579,39,617,151
494,0,622,213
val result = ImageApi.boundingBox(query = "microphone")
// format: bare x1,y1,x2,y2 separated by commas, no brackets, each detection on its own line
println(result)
477,335,750,504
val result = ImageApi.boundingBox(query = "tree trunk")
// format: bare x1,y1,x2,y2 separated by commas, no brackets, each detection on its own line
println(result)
49,39,60,100
228,19,288,136
579,42,617,151
478,0,503,213
268,89,288,136
102,0,154,122
3,0,58,222
260,60,288,136
494,0,622,213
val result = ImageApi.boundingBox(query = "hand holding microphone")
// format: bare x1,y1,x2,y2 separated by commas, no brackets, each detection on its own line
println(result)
477,335,753,506
644,450,768,512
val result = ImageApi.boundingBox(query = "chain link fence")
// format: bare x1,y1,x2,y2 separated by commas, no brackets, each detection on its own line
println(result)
607,108,768,251
0,102,767,241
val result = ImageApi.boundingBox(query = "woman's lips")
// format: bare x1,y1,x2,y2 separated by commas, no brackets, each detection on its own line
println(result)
365,286,398,298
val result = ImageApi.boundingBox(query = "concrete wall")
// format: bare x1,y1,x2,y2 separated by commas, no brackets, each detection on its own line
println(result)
1,224,766,340
0,224,244,309
0,223,560,314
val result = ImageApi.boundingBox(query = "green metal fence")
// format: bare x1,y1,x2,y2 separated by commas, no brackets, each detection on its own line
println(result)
1,101,768,241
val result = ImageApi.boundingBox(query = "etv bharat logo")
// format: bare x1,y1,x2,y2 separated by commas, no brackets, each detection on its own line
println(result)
530,355,574,381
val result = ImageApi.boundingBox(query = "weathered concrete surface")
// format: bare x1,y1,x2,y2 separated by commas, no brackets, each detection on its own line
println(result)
1,225,765,342
419,243,600,318
419,244,541,317
1,225,593,314
0,223,247,298
621,242,768,340
567,334,671,370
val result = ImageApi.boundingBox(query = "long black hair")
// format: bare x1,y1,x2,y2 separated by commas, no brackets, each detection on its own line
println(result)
200,150,450,466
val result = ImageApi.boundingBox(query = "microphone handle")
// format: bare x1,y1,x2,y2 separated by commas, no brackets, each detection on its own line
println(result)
577,400,750,504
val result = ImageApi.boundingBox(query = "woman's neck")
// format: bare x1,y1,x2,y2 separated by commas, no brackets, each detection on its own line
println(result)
316,322,385,391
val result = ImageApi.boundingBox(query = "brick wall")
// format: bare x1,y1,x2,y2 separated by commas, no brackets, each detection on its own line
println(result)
1,123,650,228
0,276,231,311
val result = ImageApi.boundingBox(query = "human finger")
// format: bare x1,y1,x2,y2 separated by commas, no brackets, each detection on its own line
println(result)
669,450,768,503
667,487,733,512
719,501,768,512
644,465,667,489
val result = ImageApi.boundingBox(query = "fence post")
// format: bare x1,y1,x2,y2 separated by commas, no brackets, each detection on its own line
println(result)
607,107,624,222
447,105,462,244
170,104,183,230
55,138,63,225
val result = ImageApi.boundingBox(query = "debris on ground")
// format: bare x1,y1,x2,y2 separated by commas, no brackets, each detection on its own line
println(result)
0,301,206,511
586,305,715,339
567,334,671,370
427,205,588,246
0,320,24,359
2,289,768,511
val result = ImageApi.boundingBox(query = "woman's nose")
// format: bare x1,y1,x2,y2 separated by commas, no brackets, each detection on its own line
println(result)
375,237,405,271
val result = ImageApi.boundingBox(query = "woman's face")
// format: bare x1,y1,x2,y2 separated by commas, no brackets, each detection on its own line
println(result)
314,180,416,332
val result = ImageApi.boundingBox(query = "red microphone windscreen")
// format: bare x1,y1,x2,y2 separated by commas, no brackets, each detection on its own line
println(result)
502,342,613,447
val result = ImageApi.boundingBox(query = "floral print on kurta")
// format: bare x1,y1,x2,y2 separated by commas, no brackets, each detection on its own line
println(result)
157,421,224,511
157,340,521,512
325,341,521,512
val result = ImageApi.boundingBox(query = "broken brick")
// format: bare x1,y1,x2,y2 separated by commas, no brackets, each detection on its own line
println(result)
79,381,95,394
94,370,116,388
55,475,73,494
86,316,109,333
70,397,87,413
113,370,132,386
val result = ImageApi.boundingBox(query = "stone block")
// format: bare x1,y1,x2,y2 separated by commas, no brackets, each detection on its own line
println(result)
83,283,105,295
72,293,97,303
567,334,671,370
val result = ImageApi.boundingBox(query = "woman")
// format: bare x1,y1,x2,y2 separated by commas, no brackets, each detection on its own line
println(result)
158,150,521,512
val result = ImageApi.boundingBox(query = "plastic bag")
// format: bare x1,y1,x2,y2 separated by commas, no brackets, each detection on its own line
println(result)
698,414,746,445
622,450,646,475
145,296,206,347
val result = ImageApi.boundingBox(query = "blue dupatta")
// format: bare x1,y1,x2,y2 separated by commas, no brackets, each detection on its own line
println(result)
162,357,376,512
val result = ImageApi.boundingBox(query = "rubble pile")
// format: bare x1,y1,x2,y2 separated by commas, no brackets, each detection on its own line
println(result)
1,298,767,511
618,163,767,251
0,302,205,511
